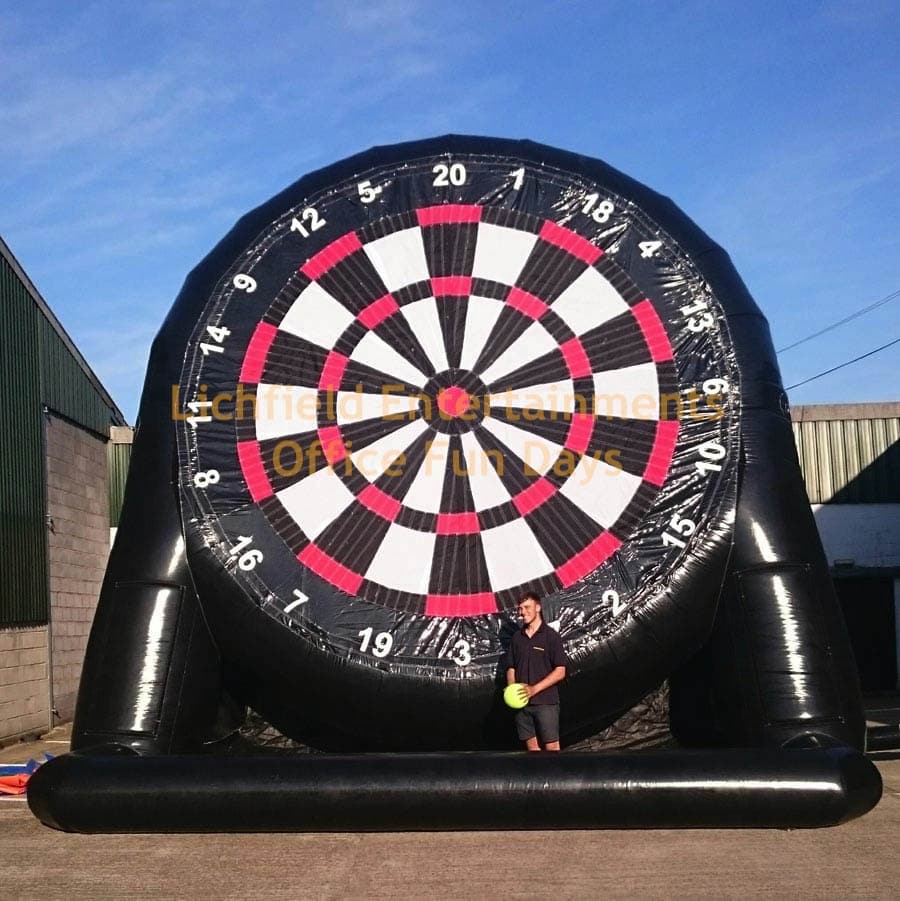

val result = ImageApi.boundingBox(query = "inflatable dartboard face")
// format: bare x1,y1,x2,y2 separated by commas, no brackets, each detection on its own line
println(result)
173,137,741,749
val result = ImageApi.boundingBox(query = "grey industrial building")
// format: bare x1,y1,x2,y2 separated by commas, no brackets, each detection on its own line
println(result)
793,402,900,692
0,237,127,742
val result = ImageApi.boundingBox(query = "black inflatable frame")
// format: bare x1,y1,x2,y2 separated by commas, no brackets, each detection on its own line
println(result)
29,136,882,831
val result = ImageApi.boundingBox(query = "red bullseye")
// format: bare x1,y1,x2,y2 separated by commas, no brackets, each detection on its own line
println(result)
437,386,471,419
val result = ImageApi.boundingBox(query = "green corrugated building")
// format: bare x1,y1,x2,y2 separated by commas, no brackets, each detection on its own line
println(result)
0,236,127,741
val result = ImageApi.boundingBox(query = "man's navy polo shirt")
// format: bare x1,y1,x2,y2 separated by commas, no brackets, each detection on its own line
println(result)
504,620,568,705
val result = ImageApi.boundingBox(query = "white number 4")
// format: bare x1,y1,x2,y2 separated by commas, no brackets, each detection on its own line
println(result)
639,240,662,258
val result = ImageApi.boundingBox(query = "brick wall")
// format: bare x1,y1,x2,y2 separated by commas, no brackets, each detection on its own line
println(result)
45,415,109,721
0,627,50,740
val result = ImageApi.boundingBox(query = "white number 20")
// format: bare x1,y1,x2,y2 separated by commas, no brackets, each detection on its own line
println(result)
433,162,466,186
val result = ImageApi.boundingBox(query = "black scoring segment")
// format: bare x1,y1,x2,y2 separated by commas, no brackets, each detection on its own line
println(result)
315,249,390,315
470,306,535,376
515,241,589,303
421,224,478,277
580,311,653,372
314,505,392,575
437,298,467,369
589,417,658,477
523,492,602,566
487,347,570,393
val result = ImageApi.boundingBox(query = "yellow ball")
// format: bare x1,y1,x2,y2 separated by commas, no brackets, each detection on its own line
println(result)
504,683,529,709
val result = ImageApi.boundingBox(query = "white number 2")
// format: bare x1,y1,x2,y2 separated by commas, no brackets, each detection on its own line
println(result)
603,589,625,617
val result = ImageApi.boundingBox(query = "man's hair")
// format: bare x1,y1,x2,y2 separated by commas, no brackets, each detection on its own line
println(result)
519,591,541,605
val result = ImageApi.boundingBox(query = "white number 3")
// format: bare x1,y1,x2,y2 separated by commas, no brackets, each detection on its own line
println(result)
451,639,472,666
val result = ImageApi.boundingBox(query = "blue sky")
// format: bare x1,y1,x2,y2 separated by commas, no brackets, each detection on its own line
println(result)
2,0,898,422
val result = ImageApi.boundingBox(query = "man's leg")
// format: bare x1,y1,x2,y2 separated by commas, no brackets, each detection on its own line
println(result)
515,709,540,751
534,705,561,752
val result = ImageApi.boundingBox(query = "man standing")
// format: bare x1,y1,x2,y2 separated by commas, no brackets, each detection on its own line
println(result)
505,592,568,751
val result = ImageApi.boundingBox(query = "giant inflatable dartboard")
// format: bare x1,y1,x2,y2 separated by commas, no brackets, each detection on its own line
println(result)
38,136,879,832
175,138,741,746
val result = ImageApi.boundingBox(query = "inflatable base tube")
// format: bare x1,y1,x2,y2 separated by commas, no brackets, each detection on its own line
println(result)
867,725,900,752
29,748,881,832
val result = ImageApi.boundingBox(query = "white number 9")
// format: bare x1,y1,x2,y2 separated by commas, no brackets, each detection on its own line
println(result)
233,274,257,293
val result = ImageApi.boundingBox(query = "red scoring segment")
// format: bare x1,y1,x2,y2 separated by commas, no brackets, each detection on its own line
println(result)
632,300,674,363
643,420,680,486
239,322,278,384
300,232,362,280
416,205,482,226
539,220,604,265
437,386,471,419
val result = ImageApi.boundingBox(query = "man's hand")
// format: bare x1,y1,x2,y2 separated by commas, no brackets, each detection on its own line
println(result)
525,666,566,699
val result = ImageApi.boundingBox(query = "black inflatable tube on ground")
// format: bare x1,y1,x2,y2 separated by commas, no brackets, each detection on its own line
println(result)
867,725,900,752
28,747,882,832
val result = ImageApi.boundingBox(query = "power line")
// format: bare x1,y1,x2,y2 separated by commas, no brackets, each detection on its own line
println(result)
777,287,900,354
785,336,900,390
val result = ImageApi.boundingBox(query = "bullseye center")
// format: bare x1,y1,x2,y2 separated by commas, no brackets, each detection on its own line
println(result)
437,386,471,419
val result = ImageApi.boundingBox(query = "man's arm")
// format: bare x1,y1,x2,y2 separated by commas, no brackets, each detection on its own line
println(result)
506,667,518,686
524,665,566,698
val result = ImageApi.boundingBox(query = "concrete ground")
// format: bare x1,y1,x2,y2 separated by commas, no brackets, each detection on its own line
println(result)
2,726,899,900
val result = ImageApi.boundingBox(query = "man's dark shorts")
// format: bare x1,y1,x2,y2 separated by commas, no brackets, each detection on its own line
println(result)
515,705,560,743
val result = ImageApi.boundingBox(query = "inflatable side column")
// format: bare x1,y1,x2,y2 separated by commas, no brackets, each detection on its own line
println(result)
71,330,228,754
670,251,866,750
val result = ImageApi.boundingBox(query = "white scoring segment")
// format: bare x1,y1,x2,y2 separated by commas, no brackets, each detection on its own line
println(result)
365,523,436,594
351,419,428,482
488,379,576,416
592,362,661,420
479,321,558,385
402,438,449,512
551,267,629,335
336,390,418,425
459,295,504,370
559,457,643,528
480,416,563,476
254,384,319,440
481,519,554,590
471,222,538,285
280,281,354,348
277,466,356,540
363,227,430,292
401,298,450,371
351,331,427,388
460,431,512,511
